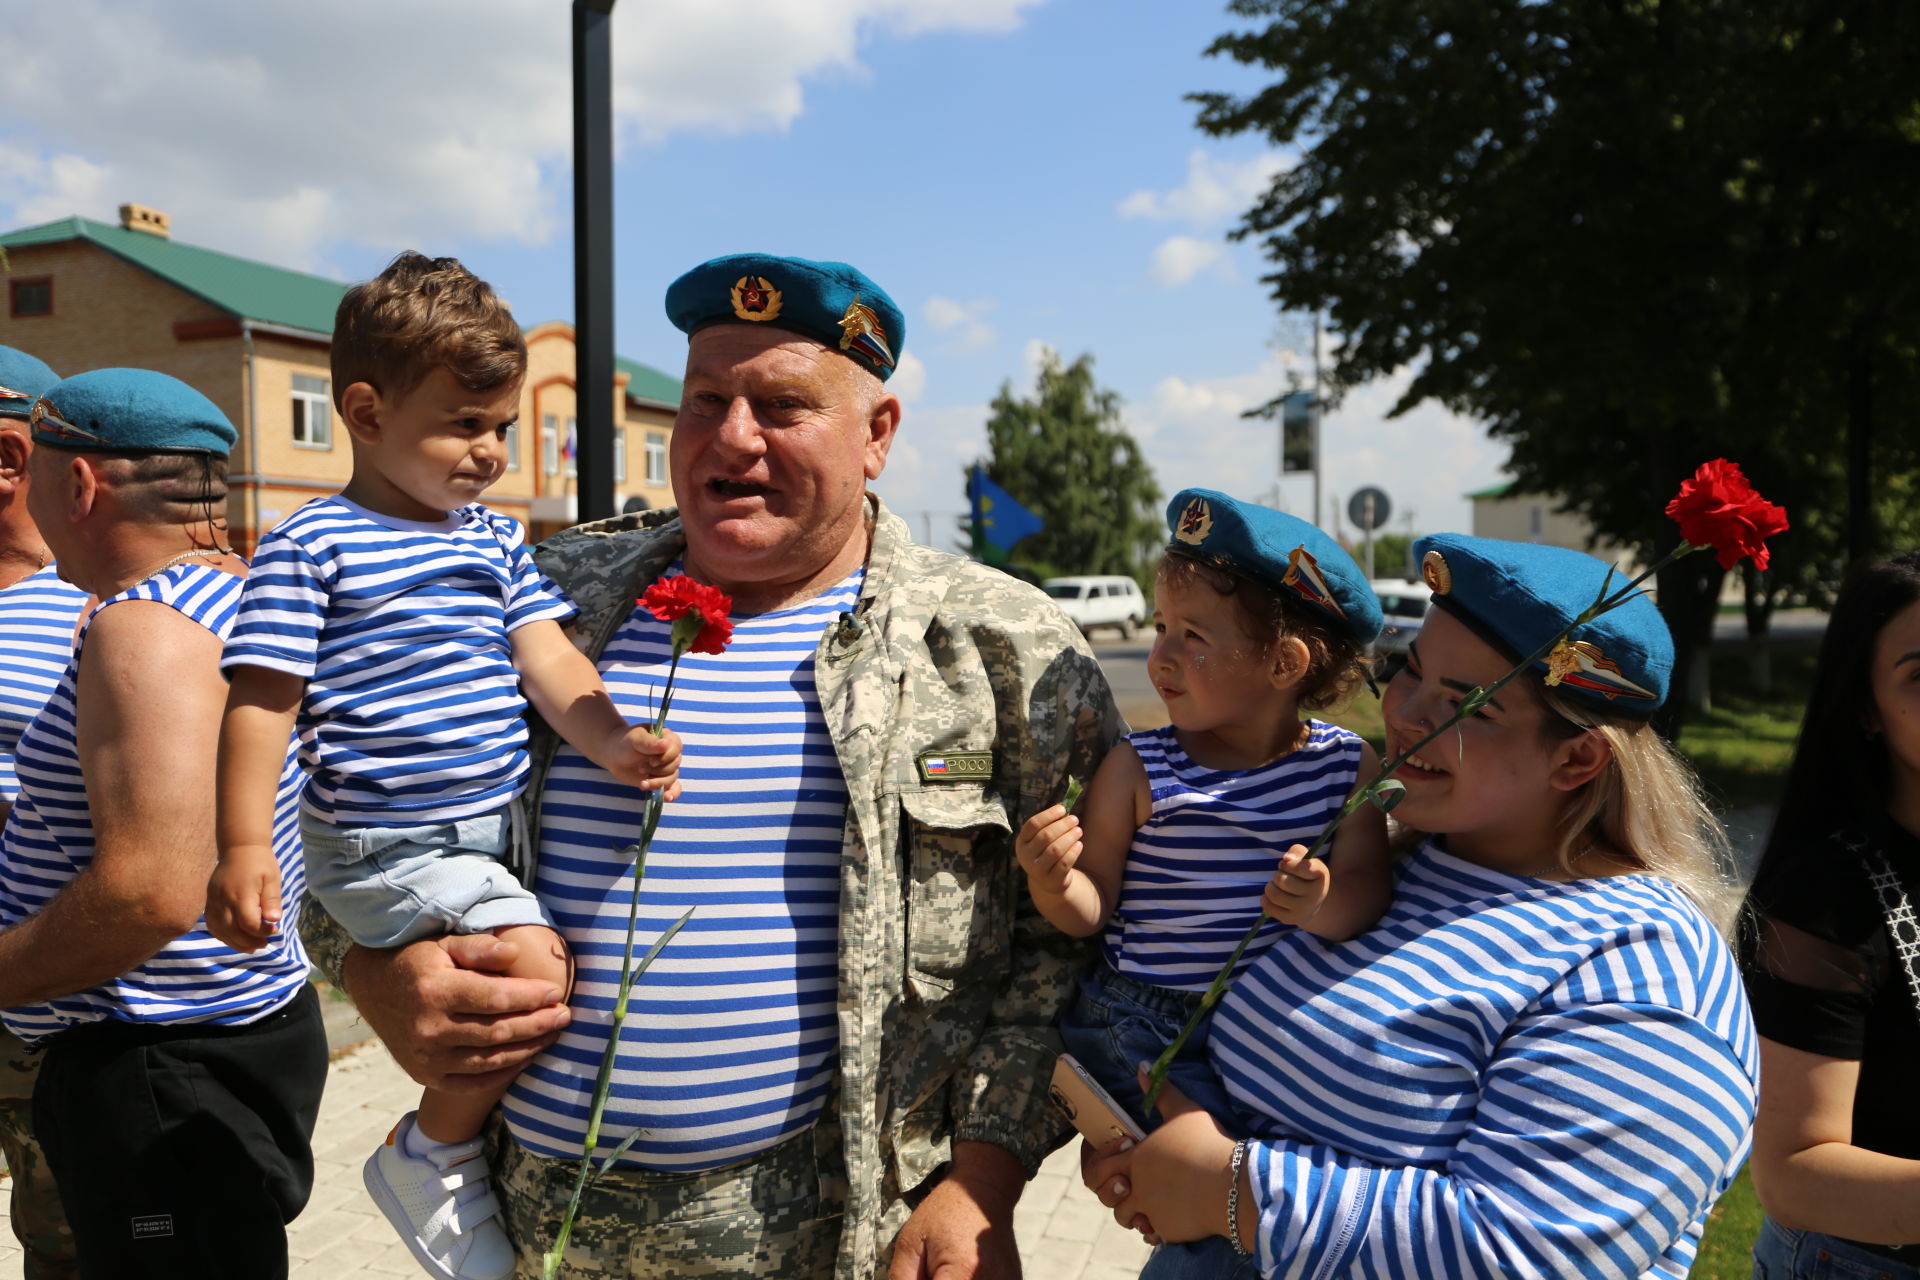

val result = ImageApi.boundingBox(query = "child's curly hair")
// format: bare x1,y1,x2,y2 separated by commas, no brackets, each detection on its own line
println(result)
1156,548,1368,711
331,251,525,409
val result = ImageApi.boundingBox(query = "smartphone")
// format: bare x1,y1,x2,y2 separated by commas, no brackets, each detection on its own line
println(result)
1048,1054,1147,1145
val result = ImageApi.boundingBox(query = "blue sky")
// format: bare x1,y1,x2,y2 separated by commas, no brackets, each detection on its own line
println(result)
0,0,1505,550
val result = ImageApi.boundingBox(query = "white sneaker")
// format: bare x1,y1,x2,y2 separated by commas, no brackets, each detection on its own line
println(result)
363,1112,516,1280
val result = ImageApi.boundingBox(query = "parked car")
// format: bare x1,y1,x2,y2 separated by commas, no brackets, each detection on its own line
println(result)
1371,578,1429,655
1042,575,1149,639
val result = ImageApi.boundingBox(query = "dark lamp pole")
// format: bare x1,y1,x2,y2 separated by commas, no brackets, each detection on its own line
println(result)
572,0,617,524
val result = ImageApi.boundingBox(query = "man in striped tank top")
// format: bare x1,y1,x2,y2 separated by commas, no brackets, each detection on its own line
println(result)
0,345,84,1278
0,369,326,1279
304,254,1125,1279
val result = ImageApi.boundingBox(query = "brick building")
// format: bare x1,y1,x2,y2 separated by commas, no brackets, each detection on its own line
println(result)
0,204,680,547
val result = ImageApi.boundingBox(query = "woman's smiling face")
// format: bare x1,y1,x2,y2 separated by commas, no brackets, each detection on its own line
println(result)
1380,608,1595,865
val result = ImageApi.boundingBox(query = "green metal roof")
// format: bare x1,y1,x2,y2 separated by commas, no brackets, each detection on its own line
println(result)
615,355,681,407
1,217,684,405
1,215,346,335
1466,480,1516,500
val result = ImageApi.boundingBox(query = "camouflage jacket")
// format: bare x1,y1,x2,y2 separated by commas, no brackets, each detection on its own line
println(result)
308,496,1122,1278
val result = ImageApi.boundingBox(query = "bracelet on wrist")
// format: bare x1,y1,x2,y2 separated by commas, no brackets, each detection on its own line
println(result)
1227,1138,1252,1258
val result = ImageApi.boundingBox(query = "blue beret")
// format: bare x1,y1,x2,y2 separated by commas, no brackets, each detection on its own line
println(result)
0,346,58,419
31,368,236,456
1165,488,1383,647
1414,533,1672,714
665,253,905,382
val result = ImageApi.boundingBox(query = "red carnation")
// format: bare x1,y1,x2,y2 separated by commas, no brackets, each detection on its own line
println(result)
641,576,734,655
1664,459,1789,571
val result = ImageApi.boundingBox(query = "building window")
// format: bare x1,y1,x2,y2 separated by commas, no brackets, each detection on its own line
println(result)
565,416,578,478
290,374,331,448
542,414,559,476
504,422,520,472
645,432,667,485
9,277,52,318
613,427,627,483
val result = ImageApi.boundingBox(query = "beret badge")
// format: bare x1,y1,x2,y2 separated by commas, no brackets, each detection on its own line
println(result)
836,296,896,372
1421,549,1453,595
0,384,28,402
1282,547,1349,620
1174,496,1213,545
1543,639,1657,702
730,276,783,322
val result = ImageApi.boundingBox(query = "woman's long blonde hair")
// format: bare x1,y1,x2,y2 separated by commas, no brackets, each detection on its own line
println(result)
1537,688,1741,937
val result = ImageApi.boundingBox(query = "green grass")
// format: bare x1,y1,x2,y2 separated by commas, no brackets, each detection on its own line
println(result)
1693,1167,1765,1278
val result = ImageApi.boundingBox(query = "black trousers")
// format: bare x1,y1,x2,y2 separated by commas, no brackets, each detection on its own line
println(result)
31,985,328,1280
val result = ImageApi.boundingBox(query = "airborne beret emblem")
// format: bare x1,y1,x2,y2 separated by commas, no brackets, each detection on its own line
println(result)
730,276,783,322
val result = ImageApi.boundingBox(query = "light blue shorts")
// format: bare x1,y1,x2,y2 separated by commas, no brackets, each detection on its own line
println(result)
299,805,553,949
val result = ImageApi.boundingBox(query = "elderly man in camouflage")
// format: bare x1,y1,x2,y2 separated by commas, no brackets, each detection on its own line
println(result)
0,346,85,1279
310,254,1121,1279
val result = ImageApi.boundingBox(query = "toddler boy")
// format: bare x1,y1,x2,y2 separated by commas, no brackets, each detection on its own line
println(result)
207,252,680,1280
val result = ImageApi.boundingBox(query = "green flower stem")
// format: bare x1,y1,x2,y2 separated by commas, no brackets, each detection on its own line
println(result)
542,630,701,1277
1137,538,1696,1117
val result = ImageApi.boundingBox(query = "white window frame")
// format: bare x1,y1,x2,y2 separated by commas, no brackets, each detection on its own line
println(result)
504,422,521,472
613,427,627,483
290,374,332,449
565,416,578,478
542,414,559,476
645,431,667,485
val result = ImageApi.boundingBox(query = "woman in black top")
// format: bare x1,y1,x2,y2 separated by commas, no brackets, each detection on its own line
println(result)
1744,549,1920,1277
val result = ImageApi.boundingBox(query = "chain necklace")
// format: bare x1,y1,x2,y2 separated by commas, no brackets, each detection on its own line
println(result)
137,547,229,585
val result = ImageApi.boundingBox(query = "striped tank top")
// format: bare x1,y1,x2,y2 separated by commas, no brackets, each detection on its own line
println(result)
1103,720,1362,990
0,563,309,1043
0,564,88,805
500,563,858,1172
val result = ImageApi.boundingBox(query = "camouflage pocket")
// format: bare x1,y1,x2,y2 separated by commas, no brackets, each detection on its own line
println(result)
898,787,1011,994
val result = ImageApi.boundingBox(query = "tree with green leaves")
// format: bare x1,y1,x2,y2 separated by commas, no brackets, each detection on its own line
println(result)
970,349,1163,584
1195,0,1920,724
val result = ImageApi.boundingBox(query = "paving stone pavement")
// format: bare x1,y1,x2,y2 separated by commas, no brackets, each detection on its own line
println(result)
0,1035,1151,1280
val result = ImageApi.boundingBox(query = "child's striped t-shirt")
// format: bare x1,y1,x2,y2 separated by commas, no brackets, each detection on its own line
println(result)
221,497,574,826
1103,720,1363,989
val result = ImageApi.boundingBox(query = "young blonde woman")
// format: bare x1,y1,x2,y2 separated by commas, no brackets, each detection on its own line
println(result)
1084,533,1757,1280
1744,549,1920,1277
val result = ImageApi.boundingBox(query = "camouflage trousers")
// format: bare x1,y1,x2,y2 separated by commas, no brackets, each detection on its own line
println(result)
0,1029,78,1279
493,1123,844,1278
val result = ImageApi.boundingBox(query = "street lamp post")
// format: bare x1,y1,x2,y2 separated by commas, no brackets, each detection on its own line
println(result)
572,0,617,524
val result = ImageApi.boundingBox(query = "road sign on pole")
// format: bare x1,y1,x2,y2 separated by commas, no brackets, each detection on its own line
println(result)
1347,486,1391,580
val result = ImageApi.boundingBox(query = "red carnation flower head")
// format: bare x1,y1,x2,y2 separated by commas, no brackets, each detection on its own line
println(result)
1664,459,1789,572
640,576,734,655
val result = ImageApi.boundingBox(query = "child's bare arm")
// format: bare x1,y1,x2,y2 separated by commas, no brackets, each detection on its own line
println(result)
208,665,303,953
1275,745,1392,941
511,618,681,799
1015,741,1147,936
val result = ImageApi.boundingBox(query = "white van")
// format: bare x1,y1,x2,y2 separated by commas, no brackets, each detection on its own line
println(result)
1042,575,1149,639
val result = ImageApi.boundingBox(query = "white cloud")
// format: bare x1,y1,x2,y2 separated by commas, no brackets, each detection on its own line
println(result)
1020,339,1054,386
889,350,928,404
922,296,998,351
0,0,1047,268
1127,352,1505,538
1147,235,1232,288
1118,147,1292,226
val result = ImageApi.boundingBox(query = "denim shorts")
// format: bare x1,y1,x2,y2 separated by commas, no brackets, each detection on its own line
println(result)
1140,1235,1260,1280
299,805,552,949
1057,960,1239,1134
1753,1216,1920,1279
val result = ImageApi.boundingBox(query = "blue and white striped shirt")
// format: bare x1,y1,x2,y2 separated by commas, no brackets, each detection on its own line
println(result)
0,565,87,805
501,564,859,1172
222,498,574,826
1104,721,1362,989
0,564,309,1044
1209,841,1758,1279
